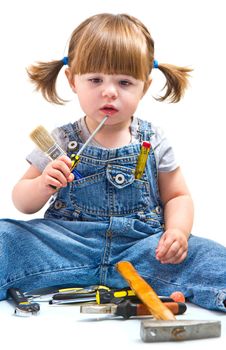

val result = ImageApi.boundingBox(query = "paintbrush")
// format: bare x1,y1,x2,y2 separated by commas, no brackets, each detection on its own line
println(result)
29,115,109,171
30,125,65,160
30,125,82,182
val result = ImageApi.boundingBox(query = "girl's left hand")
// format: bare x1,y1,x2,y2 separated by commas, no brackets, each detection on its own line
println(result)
155,229,188,264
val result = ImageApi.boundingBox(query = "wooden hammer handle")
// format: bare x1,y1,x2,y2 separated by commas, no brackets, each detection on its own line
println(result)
116,261,176,321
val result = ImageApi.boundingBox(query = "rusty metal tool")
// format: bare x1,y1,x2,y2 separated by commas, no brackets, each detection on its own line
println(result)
80,299,187,319
141,319,221,342
116,261,221,341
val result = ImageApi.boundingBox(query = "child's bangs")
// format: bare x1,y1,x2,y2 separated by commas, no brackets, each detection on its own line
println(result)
72,22,150,80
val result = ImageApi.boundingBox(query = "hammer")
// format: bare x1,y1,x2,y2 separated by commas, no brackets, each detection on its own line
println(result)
116,261,221,342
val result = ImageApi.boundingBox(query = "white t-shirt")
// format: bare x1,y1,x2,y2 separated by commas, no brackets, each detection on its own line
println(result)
26,117,178,173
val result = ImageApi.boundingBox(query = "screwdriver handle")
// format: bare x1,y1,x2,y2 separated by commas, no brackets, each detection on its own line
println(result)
97,289,174,304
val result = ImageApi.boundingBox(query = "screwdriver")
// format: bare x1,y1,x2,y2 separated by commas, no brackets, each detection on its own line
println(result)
50,286,174,305
70,115,109,170
135,141,151,179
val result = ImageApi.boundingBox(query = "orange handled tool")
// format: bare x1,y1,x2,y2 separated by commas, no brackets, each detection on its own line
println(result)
116,261,176,321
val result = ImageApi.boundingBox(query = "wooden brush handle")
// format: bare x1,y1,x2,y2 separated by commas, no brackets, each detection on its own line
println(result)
116,261,176,321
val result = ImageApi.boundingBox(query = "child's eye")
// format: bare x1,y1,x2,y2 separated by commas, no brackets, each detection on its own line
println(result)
119,80,132,86
88,78,102,84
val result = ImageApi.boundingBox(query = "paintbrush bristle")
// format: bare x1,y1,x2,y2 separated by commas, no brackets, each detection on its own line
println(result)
30,125,65,160
30,125,56,153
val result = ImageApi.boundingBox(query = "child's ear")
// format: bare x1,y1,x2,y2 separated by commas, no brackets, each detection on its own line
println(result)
142,76,152,96
65,68,77,93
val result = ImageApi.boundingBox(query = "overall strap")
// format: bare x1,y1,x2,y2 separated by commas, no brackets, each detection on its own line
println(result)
60,120,84,144
137,119,154,142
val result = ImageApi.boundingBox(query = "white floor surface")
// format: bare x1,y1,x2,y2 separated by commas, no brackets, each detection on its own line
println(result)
1,299,225,349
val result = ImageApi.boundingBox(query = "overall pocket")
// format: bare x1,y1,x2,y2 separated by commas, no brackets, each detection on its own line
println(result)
70,164,151,216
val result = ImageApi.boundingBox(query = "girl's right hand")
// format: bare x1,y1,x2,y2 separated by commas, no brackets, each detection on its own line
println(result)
40,155,74,190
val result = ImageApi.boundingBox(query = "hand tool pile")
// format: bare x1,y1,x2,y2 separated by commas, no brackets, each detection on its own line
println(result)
7,284,186,318
7,261,221,342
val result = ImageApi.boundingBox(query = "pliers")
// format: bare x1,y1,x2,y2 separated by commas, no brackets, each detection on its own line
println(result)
80,299,187,319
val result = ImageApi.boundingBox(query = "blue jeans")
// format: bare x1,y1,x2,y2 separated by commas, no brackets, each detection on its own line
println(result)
1,118,226,311
0,216,226,311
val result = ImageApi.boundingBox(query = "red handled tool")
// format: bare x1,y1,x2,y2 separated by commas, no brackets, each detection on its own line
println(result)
80,299,187,319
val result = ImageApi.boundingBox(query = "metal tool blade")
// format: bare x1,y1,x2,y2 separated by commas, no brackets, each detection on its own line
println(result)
14,306,39,317
80,303,117,314
76,115,109,157
140,319,221,342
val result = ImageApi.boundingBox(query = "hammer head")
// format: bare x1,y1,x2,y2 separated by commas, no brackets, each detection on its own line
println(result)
140,320,221,342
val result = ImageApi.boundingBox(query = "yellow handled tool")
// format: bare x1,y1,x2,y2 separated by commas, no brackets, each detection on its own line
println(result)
135,141,151,179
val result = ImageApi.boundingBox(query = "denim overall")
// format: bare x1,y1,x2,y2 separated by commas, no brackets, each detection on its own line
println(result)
0,119,226,311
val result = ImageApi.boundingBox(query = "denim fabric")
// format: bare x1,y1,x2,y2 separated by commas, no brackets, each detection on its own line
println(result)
0,119,226,312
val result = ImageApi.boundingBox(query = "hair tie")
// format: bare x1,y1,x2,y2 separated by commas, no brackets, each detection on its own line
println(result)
62,56,68,65
153,59,158,69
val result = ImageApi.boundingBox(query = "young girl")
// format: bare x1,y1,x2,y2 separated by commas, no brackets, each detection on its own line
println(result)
1,13,226,311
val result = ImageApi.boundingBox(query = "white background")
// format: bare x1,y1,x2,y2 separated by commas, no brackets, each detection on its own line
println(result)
0,2,226,349
0,0,226,246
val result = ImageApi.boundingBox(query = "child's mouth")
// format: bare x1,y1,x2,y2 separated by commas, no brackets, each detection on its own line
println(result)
100,105,118,116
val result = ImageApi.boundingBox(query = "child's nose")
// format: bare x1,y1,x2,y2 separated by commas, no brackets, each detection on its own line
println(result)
102,84,118,99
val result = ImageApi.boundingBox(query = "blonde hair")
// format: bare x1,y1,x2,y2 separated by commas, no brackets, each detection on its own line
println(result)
27,13,192,104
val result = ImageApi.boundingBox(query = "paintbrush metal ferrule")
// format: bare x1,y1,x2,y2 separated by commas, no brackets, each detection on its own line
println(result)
46,143,65,160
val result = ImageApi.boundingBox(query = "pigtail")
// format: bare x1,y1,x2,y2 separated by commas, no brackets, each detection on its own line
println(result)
27,59,66,105
156,63,192,103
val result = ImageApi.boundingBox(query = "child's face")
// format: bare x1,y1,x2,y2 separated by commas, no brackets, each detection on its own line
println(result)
66,72,150,126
